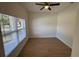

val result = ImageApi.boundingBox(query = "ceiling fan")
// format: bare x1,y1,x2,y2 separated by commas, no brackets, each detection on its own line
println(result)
35,2,60,11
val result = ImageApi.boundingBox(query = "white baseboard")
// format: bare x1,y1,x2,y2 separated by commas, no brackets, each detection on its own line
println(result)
57,36,72,49
29,36,56,38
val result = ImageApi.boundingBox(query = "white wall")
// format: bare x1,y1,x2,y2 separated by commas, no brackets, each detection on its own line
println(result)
28,12,57,38
56,4,77,48
72,4,79,56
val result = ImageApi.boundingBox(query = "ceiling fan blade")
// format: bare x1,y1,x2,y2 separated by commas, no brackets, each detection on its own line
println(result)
44,2,48,5
35,3,45,6
50,3,60,6
40,7,44,10
48,7,51,10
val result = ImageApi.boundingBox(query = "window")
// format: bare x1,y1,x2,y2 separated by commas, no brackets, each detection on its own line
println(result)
0,13,26,56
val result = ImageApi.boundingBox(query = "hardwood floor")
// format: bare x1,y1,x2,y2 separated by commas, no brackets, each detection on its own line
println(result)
19,38,71,57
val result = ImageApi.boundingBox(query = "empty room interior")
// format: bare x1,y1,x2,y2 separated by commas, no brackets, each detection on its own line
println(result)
0,2,79,57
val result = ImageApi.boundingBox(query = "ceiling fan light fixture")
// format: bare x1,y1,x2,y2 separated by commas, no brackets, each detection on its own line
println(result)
44,6,49,9
35,2,60,11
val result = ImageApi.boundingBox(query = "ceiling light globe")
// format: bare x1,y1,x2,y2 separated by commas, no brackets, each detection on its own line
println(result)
45,6,49,9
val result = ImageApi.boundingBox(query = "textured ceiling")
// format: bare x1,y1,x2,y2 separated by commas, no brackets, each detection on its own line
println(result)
20,2,74,13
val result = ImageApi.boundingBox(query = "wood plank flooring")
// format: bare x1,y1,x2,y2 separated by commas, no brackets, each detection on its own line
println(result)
19,38,71,57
